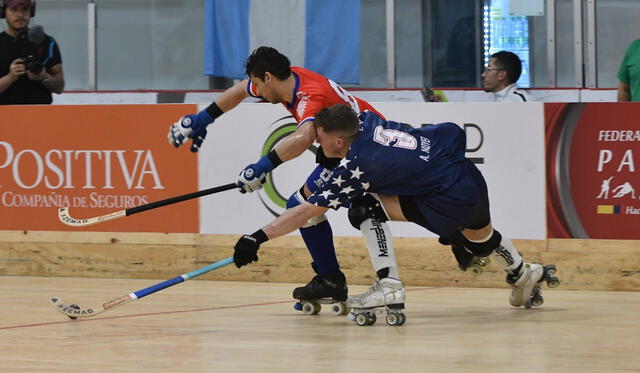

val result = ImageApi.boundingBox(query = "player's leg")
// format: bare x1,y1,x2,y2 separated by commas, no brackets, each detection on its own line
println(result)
290,166,347,301
346,193,404,310
461,225,544,307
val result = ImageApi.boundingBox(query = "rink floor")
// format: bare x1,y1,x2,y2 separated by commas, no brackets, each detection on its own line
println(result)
1,276,638,372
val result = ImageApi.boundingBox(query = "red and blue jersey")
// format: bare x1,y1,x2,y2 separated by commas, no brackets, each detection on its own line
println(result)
247,66,383,126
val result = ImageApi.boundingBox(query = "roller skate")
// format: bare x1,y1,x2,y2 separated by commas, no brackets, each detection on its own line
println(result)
292,264,349,316
346,278,406,326
507,263,560,308
451,242,491,275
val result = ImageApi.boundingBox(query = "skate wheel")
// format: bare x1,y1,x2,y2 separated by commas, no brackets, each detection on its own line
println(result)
367,313,377,325
397,313,406,326
469,265,483,275
546,276,560,288
386,312,401,326
302,302,321,315
531,296,544,307
331,302,349,316
544,264,557,276
293,302,303,311
355,313,369,326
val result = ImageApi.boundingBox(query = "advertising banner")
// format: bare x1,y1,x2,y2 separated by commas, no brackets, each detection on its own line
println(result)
0,105,199,232
199,102,546,239
546,103,640,239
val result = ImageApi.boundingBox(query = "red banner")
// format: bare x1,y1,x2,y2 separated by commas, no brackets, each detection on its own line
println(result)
546,103,640,239
0,105,199,232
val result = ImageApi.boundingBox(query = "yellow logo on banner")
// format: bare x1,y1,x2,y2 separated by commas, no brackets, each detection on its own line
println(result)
596,205,620,214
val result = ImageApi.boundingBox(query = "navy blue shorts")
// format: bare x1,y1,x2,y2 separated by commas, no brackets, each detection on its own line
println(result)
399,159,491,239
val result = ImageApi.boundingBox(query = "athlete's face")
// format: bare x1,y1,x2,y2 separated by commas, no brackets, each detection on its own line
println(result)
249,72,282,104
5,4,31,32
481,57,507,93
316,126,349,159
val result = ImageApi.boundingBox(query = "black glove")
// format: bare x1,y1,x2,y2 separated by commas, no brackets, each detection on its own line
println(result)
315,146,341,169
233,230,268,268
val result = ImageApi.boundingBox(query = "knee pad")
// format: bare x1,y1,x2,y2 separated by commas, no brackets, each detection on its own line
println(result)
463,230,502,258
348,193,389,230
286,189,327,228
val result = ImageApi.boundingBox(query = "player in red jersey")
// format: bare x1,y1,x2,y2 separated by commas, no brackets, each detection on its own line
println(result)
168,46,397,306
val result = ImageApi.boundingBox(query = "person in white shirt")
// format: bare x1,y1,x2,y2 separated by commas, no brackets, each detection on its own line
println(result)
481,51,531,102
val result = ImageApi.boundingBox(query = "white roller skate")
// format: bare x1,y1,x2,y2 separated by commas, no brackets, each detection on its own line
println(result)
347,278,406,326
507,263,560,308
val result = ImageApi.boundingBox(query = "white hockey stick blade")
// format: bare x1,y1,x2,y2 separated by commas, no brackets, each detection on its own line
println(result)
58,207,126,227
50,295,134,319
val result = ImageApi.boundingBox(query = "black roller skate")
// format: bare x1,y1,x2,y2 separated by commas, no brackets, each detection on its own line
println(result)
292,263,349,316
507,263,560,308
451,242,491,275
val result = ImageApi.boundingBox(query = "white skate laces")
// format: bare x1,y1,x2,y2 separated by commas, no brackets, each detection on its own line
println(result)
347,278,405,309
509,263,544,307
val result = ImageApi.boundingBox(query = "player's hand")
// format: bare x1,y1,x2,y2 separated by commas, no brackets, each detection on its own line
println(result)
237,163,268,193
236,154,278,194
233,235,260,268
167,110,213,151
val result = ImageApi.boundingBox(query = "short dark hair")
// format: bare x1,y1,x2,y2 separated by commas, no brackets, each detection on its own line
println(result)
491,51,522,84
244,46,291,81
314,104,360,140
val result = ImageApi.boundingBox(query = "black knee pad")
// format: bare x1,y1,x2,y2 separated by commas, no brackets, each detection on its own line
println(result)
348,194,388,230
463,230,502,258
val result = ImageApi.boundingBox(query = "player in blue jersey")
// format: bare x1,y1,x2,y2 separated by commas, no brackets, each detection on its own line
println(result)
233,104,559,320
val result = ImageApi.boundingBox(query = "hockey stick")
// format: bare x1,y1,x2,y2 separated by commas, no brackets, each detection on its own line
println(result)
51,256,234,319
58,182,237,227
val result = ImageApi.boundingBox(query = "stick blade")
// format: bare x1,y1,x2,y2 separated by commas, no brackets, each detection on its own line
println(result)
58,207,94,227
50,297,103,319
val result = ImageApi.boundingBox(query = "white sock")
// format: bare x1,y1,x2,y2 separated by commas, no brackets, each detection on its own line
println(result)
360,218,399,279
489,234,523,274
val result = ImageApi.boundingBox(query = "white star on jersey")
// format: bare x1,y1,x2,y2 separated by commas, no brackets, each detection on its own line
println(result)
340,186,355,195
350,167,364,179
332,175,346,186
328,198,341,208
339,158,351,168
319,190,333,199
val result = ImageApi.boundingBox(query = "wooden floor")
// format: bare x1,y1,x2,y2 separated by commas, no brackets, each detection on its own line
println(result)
1,276,639,372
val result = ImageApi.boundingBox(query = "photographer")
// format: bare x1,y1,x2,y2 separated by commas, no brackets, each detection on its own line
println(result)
0,0,64,105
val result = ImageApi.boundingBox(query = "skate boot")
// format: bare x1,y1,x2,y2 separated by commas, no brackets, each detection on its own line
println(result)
507,263,560,308
347,278,406,326
292,265,349,315
451,243,491,275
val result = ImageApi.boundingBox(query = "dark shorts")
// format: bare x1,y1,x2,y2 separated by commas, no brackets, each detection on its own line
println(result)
399,160,491,239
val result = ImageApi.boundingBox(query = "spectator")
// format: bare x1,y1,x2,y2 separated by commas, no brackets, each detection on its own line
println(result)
0,0,64,105
617,38,640,101
481,51,530,102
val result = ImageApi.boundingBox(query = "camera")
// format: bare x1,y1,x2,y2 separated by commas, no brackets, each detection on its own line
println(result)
16,26,45,75
20,55,43,74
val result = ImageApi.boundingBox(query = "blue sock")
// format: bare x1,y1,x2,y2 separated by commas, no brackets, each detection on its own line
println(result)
287,190,340,275
299,220,340,275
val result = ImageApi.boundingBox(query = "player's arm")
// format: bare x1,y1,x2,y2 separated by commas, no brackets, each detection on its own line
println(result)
617,81,631,102
167,79,251,152
233,202,328,268
236,120,317,193
29,63,65,94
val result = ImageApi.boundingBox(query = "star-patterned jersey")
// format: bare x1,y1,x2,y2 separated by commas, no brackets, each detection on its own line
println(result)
307,111,468,210
246,66,383,127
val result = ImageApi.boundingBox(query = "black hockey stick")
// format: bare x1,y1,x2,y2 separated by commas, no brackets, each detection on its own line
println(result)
58,182,237,227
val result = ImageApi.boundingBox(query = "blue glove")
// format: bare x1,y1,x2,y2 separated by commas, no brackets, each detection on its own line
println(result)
237,155,276,194
167,110,213,152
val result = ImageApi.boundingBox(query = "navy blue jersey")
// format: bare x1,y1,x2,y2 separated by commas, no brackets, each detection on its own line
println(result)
307,111,468,210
